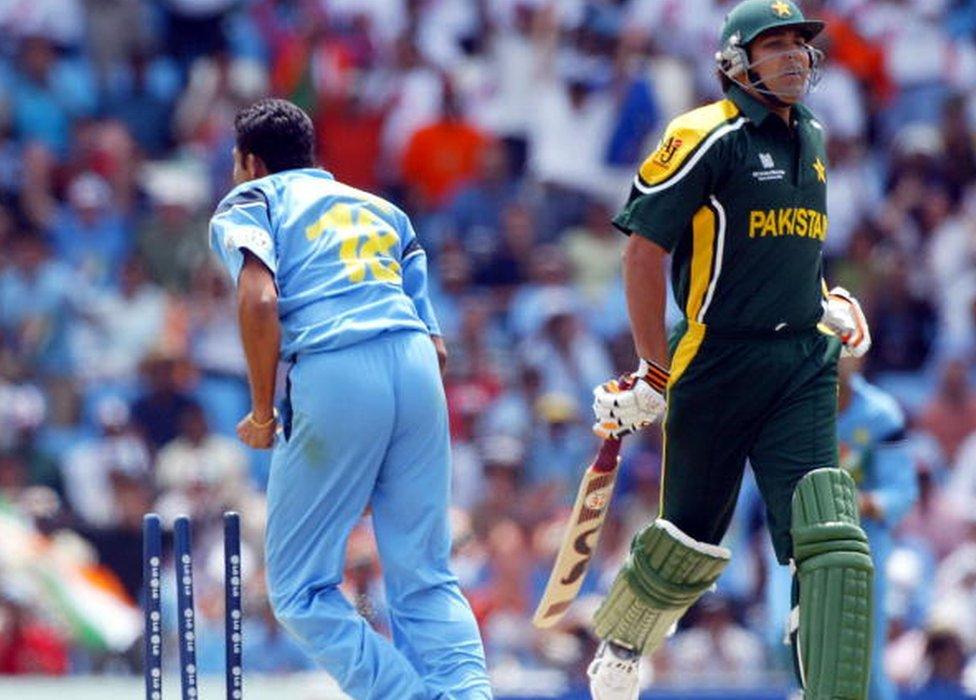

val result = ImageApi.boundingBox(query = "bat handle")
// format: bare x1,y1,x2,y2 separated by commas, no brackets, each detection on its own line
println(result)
593,435,624,473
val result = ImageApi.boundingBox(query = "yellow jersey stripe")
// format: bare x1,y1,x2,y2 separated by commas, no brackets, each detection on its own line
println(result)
667,203,716,388
669,320,706,387
686,205,716,322
697,196,726,323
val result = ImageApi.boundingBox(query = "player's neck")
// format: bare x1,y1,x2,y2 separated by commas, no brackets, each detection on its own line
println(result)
769,104,792,125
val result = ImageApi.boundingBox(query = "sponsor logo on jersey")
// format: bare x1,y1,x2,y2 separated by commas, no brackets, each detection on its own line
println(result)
752,152,785,181
653,136,684,166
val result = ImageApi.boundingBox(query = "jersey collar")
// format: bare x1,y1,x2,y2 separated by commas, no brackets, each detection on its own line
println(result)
725,83,773,124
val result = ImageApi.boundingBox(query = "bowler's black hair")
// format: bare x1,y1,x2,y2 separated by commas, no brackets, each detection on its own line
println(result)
234,99,315,173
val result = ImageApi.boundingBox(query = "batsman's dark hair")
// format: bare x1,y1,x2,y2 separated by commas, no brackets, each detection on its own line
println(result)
234,98,315,173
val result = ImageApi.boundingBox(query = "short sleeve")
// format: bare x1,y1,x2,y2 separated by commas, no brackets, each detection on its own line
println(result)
613,119,725,253
397,213,441,336
209,186,276,283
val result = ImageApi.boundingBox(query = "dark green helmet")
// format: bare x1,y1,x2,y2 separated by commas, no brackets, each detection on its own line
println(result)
719,0,824,48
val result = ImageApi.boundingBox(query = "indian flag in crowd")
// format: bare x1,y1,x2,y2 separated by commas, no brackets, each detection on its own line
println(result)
0,500,141,653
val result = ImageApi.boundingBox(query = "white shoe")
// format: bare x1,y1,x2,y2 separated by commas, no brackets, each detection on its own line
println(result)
587,640,640,700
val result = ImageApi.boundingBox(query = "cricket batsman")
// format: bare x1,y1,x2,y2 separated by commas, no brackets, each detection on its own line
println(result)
210,99,491,699
585,2,874,698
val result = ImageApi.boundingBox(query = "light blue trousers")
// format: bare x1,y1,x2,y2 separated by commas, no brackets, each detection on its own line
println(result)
265,331,491,700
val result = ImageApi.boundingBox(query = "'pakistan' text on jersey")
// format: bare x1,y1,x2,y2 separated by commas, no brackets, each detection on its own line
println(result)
209,168,439,359
614,83,828,340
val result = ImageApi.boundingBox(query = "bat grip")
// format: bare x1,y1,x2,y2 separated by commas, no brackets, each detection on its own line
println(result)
593,435,624,473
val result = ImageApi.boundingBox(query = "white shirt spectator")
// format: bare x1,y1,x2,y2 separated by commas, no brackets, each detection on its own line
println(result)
527,75,616,198
69,280,168,385
807,66,867,142
156,433,248,501
822,148,883,257
62,432,150,527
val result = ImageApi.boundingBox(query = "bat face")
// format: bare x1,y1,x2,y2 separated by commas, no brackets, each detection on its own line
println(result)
558,524,601,586
532,438,623,628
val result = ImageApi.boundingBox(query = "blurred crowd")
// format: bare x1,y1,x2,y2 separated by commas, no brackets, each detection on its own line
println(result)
1,0,976,696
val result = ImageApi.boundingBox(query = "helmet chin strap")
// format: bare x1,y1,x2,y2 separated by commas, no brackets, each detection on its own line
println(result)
721,46,824,107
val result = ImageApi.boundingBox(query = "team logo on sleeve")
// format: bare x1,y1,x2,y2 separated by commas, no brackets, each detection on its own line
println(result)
226,227,273,255
653,136,684,166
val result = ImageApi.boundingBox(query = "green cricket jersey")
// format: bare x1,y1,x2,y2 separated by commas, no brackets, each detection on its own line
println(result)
614,83,829,380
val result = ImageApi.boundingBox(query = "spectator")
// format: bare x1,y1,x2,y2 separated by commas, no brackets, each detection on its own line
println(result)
7,35,95,155
103,50,181,157
0,233,77,377
662,594,765,684
60,396,150,527
154,401,251,519
136,164,212,292
443,139,520,256
69,256,170,386
129,351,195,452
0,596,69,675
909,629,972,699
48,172,130,288
401,77,490,211
866,252,938,374
561,198,626,305
918,359,976,463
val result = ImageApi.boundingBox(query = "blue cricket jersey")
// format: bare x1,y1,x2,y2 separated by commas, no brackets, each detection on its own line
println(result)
209,168,439,359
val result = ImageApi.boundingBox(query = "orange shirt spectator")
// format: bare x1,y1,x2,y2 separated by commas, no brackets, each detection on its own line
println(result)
816,9,894,105
401,117,489,209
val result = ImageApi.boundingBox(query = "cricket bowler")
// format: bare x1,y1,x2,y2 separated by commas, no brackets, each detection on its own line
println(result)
585,2,874,698
210,98,491,699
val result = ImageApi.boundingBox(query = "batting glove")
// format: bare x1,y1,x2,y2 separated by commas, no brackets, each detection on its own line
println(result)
592,359,669,439
821,287,871,358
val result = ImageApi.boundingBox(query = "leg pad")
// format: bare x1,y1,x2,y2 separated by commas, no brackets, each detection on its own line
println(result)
593,519,730,653
791,468,873,699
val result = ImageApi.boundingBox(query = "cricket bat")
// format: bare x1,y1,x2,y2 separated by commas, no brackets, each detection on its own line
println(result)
532,435,625,628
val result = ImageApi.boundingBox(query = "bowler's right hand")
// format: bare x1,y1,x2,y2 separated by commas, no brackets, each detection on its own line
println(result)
237,409,278,449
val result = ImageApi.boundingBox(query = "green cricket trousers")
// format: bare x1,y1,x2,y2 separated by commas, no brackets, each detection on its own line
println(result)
660,319,843,563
